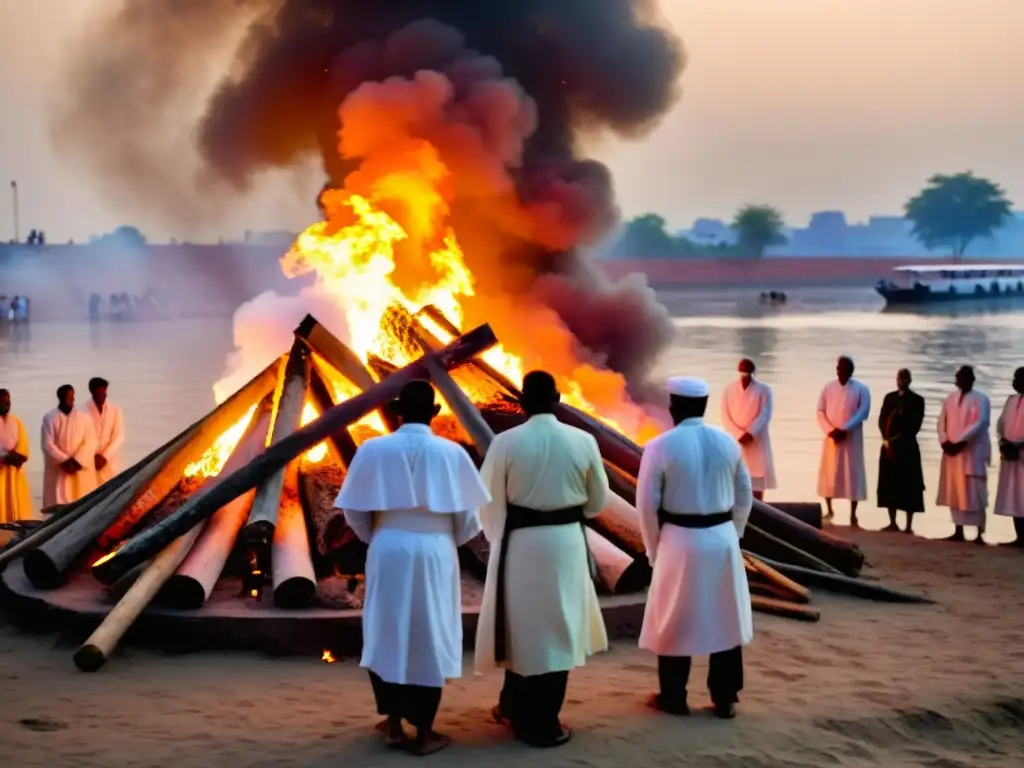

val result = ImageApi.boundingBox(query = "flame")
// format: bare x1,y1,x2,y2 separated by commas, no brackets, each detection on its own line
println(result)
300,401,329,464
284,187,657,442
183,405,258,478
321,649,336,664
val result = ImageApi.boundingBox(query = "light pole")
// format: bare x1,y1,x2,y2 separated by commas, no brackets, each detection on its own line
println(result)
9,180,19,243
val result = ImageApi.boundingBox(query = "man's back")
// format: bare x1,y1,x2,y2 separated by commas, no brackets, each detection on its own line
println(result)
495,414,604,511
644,419,743,515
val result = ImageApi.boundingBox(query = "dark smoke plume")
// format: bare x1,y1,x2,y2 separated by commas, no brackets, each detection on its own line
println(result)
55,0,686,396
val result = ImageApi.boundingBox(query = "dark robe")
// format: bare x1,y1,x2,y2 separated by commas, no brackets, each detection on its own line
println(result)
877,389,925,512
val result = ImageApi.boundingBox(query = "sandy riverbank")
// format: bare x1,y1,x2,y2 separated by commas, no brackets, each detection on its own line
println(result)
1,528,1022,768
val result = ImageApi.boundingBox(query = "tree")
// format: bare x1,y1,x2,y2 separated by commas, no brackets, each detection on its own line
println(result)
903,172,1012,262
731,204,787,257
612,214,739,258
89,225,148,249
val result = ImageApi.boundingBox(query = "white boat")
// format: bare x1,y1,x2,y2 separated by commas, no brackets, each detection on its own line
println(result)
876,264,1024,305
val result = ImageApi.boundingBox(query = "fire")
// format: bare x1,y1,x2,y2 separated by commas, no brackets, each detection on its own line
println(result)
321,649,336,664
284,188,657,442
184,405,258,479
299,401,328,464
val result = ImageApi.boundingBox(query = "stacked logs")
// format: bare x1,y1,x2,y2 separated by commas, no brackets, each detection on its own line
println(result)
0,310,934,673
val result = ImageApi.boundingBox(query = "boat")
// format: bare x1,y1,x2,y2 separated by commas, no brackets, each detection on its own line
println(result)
875,264,1024,305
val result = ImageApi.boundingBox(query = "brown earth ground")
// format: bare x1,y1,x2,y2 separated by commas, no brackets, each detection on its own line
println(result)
0,527,1022,768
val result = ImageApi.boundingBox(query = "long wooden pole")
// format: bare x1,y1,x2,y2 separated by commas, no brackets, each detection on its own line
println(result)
307,365,357,466
160,399,275,608
23,359,281,589
73,408,273,671
751,555,936,604
92,323,499,584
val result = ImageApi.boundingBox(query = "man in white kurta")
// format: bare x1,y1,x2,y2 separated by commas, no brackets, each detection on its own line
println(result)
475,371,609,748
721,358,776,500
0,389,34,522
937,365,991,543
816,356,871,526
41,385,98,509
637,376,753,720
994,367,1024,547
335,380,489,756
86,377,125,485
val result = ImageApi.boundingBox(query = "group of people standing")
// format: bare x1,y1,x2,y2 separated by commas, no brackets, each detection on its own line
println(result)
719,355,1024,545
0,378,125,522
335,372,754,755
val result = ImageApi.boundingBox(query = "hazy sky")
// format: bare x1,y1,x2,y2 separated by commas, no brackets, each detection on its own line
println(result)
0,0,1021,242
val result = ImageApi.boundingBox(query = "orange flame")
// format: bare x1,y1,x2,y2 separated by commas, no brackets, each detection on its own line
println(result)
321,649,336,664
183,405,258,478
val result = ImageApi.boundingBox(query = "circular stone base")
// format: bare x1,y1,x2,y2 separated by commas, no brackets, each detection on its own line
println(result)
1,562,648,657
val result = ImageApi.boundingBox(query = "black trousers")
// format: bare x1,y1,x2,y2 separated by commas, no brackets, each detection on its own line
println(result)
658,646,744,710
368,671,442,731
497,669,569,743
1014,517,1024,540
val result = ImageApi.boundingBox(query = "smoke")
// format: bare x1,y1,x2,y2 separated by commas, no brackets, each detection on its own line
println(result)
55,1,685,401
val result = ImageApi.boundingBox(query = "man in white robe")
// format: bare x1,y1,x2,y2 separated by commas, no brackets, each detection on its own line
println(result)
637,376,753,720
475,371,609,748
721,358,776,500
0,389,34,522
937,365,991,544
994,367,1024,547
41,384,98,508
86,376,125,485
335,380,489,756
816,356,871,526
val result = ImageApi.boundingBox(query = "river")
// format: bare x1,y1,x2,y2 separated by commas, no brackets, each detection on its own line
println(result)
3,285,1023,542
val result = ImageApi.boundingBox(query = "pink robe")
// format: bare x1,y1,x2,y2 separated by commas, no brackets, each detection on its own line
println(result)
994,393,1024,518
41,408,98,508
816,379,871,500
721,379,776,491
936,389,991,526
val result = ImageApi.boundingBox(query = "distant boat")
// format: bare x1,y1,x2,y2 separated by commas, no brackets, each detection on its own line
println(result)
876,264,1024,305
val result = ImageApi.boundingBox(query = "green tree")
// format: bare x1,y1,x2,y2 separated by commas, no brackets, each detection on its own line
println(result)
90,225,147,248
903,172,1012,262
620,213,679,256
731,204,787,257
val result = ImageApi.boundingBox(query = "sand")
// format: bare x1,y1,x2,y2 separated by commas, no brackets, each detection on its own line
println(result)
1,528,1023,768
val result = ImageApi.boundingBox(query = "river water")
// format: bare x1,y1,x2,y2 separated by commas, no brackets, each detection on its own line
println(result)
3,285,1023,542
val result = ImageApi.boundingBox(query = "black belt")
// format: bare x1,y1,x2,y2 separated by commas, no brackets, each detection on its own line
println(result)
494,503,591,664
657,509,733,529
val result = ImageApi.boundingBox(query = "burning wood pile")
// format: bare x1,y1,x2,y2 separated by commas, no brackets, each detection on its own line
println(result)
0,310,932,674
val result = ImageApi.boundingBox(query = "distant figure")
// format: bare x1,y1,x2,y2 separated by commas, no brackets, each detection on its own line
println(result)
86,377,125,485
637,376,753,720
937,366,991,544
721,358,776,500
41,385,98,508
876,369,925,533
475,371,609,748
88,293,102,323
334,380,489,756
0,389,34,522
15,296,28,323
993,367,1024,547
816,356,871,526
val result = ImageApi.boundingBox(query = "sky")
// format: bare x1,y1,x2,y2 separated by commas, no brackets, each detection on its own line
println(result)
0,0,1021,243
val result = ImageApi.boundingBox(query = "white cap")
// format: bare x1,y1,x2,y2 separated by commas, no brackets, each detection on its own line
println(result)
666,376,709,398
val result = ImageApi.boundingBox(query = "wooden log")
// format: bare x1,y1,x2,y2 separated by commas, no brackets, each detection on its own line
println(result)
742,552,811,604
73,408,271,671
587,491,646,560
160,401,275,608
297,463,366,575
752,555,937,604
749,595,820,622
742,524,844,575
296,316,401,432
22,360,281,589
272,480,317,608
770,501,824,529
750,500,864,576
307,365,358,466
92,322,499,584
585,527,651,594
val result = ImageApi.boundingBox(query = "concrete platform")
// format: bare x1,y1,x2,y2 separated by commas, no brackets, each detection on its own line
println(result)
0,561,648,657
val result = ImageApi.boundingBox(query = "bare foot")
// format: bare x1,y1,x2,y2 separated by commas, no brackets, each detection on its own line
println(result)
881,522,900,532
405,731,452,756
375,716,407,747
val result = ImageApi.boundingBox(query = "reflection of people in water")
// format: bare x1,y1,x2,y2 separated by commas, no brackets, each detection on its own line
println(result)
88,293,102,323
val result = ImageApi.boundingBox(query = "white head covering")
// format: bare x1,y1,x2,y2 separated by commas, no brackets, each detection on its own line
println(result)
666,376,710,398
